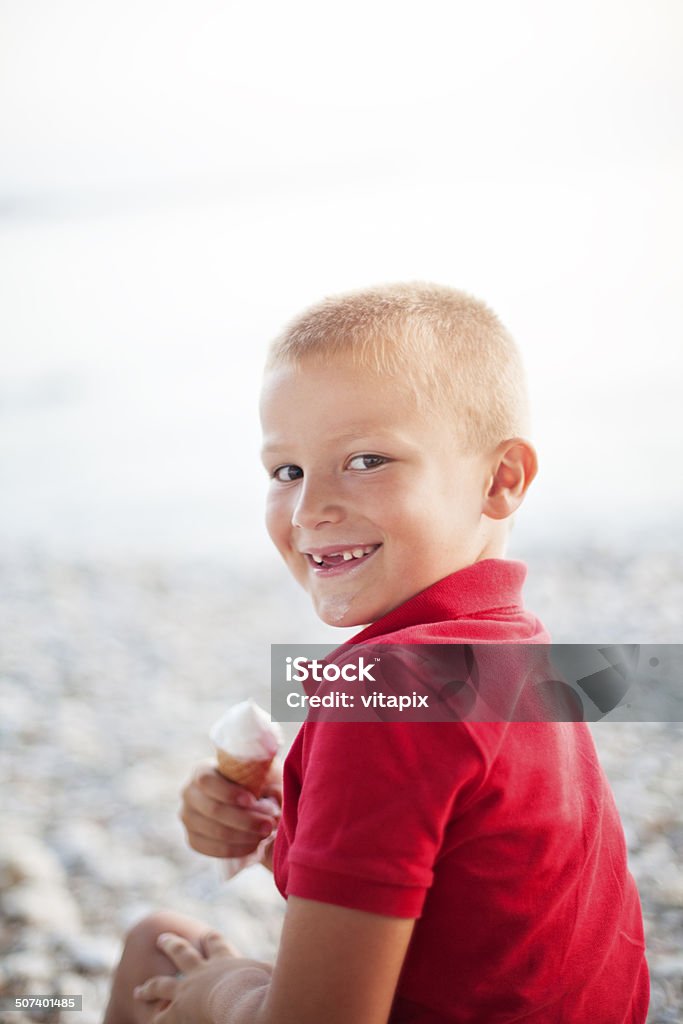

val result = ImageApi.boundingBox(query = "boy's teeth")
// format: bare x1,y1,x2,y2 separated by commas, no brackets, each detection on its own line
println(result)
309,545,378,565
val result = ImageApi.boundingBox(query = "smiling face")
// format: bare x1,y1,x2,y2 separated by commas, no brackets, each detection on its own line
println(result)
260,356,503,628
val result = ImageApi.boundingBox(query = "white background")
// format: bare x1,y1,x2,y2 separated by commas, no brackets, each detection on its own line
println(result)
1,0,682,563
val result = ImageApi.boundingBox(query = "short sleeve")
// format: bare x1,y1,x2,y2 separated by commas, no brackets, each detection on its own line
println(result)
286,719,485,918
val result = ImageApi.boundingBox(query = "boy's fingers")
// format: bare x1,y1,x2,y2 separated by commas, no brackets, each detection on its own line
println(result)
205,767,282,817
182,788,275,833
186,829,262,859
256,796,282,818
196,767,254,804
181,786,228,823
259,834,276,873
133,976,177,1003
183,814,260,850
191,838,256,859
200,930,238,958
185,786,240,824
181,805,265,841
156,933,203,972
186,765,281,820
183,766,253,809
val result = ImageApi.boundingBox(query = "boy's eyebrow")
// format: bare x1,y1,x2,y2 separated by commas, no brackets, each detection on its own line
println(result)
260,428,402,459
262,428,401,452
260,442,298,464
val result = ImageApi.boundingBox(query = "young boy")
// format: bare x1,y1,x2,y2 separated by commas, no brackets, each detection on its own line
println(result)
105,283,649,1024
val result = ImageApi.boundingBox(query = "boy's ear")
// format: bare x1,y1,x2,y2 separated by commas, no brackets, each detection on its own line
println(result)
482,438,538,521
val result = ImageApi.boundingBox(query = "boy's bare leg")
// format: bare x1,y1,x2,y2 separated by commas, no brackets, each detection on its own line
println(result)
103,910,239,1024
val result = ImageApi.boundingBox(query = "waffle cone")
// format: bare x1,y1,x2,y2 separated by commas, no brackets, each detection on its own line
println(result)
216,750,273,798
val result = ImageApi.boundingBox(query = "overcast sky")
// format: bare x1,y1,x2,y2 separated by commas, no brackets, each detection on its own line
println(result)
2,1,682,197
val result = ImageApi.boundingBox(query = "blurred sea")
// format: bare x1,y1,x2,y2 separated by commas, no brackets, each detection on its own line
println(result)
1,201,682,564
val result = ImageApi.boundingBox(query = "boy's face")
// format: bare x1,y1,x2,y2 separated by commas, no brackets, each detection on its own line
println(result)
260,355,496,628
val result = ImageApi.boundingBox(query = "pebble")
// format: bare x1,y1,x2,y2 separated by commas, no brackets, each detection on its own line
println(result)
0,950,55,984
50,821,112,872
652,955,683,980
1,548,681,1022
57,935,120,974
2,881,82,935
0,834,67,888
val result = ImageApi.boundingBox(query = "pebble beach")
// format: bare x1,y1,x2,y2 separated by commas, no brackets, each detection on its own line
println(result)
1,545,681,1023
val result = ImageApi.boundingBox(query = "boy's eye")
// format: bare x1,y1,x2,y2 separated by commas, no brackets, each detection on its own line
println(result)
347,454,388,471
272,465,303,482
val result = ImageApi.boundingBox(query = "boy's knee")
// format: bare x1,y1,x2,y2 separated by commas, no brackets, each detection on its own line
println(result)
106,912,219,1024
121,909,208,966
124,911,181,953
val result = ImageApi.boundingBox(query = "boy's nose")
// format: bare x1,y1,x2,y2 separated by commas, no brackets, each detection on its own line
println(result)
291,477,344,529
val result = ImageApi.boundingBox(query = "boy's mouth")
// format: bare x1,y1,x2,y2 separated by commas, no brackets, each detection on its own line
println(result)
303,544,381,575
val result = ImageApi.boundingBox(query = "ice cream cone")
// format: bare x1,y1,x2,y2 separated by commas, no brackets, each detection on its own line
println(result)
209,700,283,881
215,749,274,798
210,699,283,800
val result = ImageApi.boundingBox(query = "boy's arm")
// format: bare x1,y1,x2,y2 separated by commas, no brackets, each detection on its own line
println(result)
251,896,415,1024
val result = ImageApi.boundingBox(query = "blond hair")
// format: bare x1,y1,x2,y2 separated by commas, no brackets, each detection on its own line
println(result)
265,282,531,454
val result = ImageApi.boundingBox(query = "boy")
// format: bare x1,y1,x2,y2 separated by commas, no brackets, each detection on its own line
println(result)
105,283,649,1023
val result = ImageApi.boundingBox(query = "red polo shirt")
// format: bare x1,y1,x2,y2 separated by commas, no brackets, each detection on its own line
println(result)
273,559,649,1023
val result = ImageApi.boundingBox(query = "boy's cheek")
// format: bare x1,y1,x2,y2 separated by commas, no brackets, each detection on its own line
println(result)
264,499,286,547
263,505,305,576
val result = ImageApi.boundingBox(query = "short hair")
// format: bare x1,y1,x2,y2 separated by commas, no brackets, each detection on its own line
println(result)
265,282,531,454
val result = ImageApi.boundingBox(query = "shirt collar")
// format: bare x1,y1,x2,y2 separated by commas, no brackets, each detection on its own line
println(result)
348,558,528,643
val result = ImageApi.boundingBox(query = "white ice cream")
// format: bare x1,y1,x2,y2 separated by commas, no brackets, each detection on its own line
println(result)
209,699,283,761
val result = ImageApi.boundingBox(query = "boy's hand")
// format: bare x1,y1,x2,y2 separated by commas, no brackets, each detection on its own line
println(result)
134,931,271,1024
179,760,282,860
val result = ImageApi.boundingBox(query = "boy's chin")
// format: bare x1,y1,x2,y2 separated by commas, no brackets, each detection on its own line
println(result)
313,594,368,629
